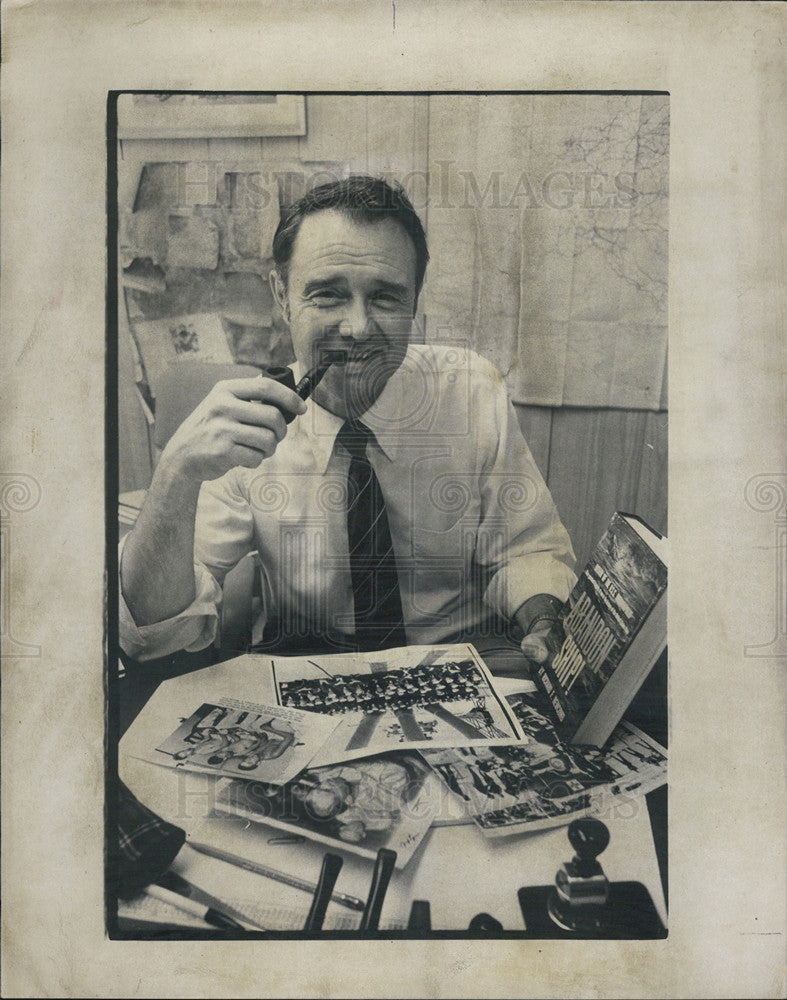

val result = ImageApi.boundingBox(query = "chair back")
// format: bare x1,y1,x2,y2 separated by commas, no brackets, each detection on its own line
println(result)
152,361,262,451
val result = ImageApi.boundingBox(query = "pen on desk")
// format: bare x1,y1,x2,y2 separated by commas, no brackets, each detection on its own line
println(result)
160,870,268,932
144,882,245,930
186,841,365,912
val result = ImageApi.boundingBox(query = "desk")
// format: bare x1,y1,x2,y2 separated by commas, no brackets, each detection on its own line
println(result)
117,650,667,935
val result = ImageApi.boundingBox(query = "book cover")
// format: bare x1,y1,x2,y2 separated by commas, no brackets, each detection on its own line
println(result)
533,512,668,747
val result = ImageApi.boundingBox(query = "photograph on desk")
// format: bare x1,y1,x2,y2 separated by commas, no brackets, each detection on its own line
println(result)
146,696,341,785
272,644,525,766
421,689,667,837
213,751,439,867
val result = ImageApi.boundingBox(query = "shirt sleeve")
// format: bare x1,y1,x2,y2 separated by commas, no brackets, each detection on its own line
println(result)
193,468,257,583
119,532,222,661
475,364,577,619
118,469,257,662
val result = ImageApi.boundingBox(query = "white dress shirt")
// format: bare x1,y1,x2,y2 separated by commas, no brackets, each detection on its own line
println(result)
120,345,576,660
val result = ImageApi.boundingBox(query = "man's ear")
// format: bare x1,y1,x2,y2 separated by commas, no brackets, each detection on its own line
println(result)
269,268,289,322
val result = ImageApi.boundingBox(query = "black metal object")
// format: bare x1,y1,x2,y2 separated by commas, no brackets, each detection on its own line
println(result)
303,853,344,931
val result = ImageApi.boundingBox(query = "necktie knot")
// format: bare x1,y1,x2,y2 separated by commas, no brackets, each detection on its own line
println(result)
337,420,375,462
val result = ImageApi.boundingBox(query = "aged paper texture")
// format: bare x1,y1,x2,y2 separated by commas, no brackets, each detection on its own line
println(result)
1,1,784,997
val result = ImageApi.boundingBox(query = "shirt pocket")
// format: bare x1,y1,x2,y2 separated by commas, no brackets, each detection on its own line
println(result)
407,518,481,625
410,517,477,574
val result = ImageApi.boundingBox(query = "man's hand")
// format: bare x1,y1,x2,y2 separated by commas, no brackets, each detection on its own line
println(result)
161,374,307,485
514,593,564,666
520,621,553,664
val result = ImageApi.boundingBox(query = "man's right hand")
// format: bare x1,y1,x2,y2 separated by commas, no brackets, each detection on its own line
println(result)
520,621,553,664
121,374,306,632
160,374,307,484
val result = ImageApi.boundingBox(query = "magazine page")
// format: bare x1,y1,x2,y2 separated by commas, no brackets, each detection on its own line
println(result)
548,514,668,704
213,751,440,868
270,643,525,765
136,697,341,785
421,690,667,837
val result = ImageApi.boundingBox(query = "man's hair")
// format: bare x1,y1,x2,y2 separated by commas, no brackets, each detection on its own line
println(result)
272,175,430,297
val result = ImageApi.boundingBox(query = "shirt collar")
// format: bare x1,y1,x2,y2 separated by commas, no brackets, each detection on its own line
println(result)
361,362,405,462
292,354,408,473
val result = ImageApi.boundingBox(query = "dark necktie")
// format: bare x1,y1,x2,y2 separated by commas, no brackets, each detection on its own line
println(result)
337,421,406,652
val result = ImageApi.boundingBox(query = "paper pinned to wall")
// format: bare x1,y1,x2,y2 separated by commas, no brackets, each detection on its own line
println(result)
424,94,669,410
129,312,235,396
166,211,220,270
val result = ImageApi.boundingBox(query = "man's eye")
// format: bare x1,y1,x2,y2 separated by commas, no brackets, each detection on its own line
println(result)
309,290,344,305
372,293,403,309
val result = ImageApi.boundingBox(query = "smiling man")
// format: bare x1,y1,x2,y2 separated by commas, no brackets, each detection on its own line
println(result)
120,176,576,664
270,195,422,421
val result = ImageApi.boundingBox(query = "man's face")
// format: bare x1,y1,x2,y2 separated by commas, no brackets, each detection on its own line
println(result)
271,209,418,420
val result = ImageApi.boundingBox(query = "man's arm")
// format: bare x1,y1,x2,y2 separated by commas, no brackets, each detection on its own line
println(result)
121,375,306,628
472,358,576,651
120,463,201,627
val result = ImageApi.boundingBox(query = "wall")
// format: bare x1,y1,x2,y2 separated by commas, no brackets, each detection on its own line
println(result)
518,405,667,570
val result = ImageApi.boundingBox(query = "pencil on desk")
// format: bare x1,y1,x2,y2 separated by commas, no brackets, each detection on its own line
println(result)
144,883,245,930
186,841,365,912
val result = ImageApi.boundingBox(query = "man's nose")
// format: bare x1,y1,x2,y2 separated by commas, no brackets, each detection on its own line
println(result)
337,301,376,341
